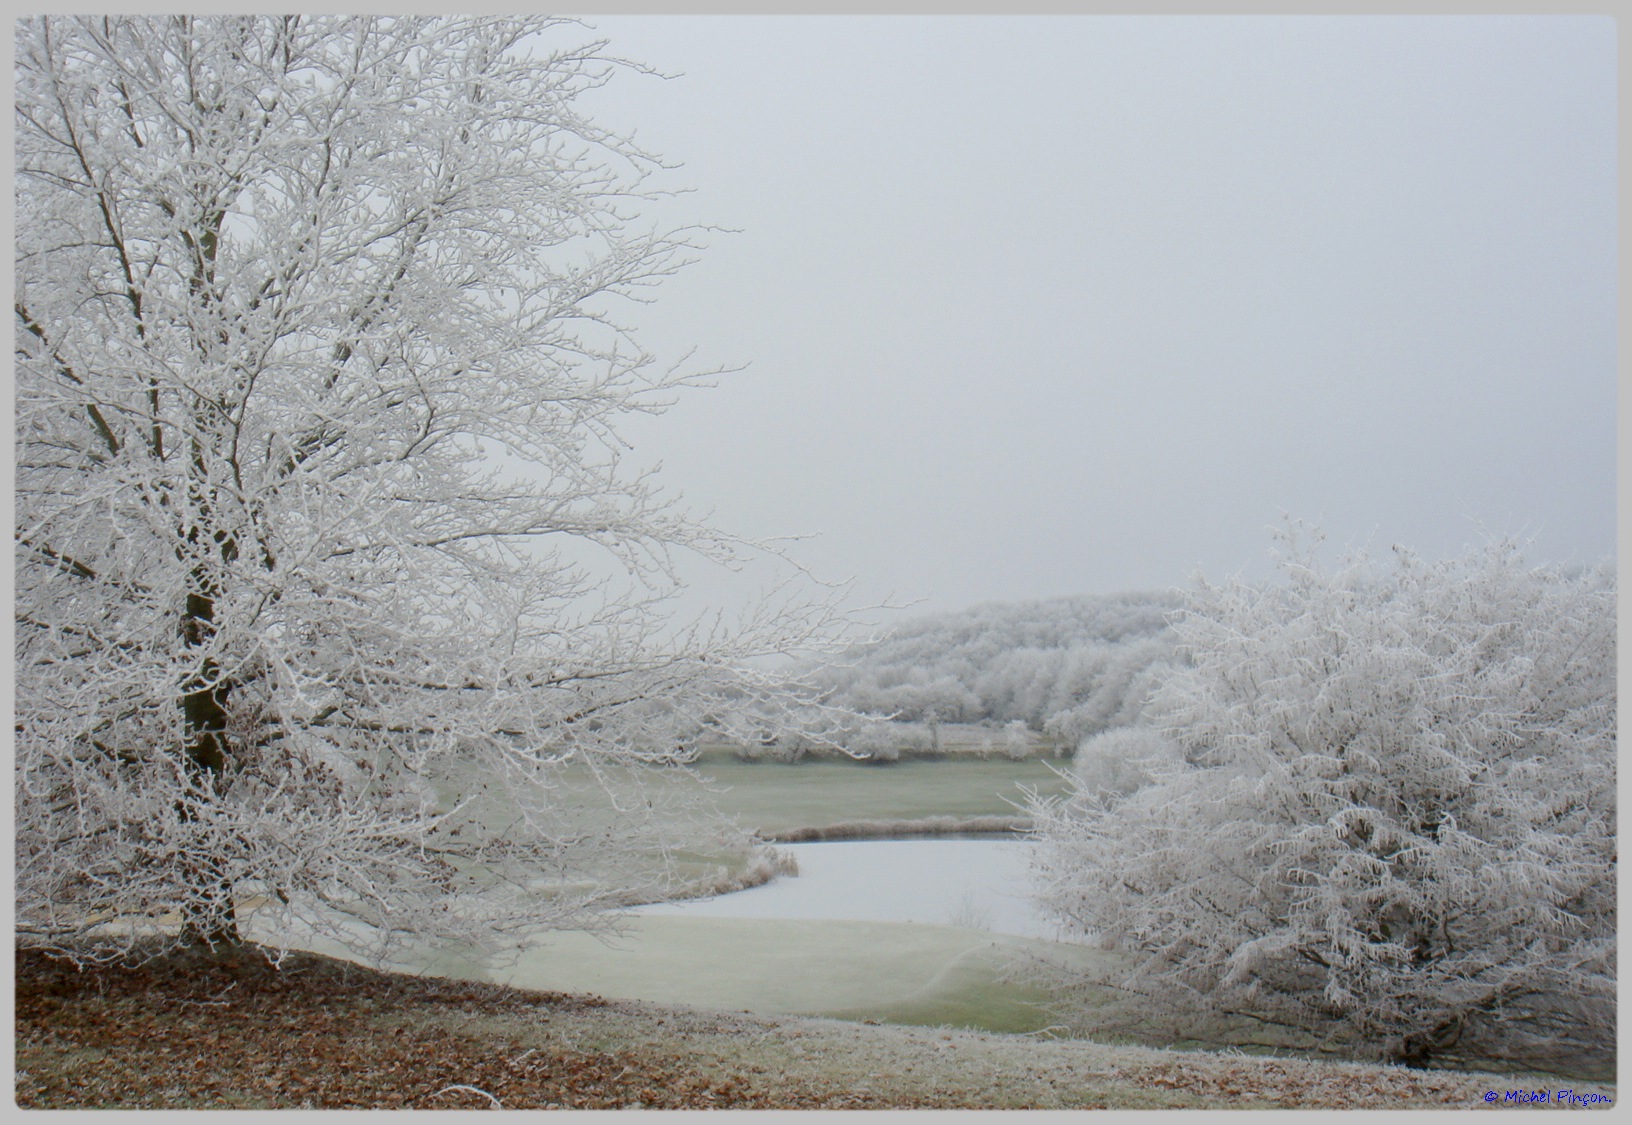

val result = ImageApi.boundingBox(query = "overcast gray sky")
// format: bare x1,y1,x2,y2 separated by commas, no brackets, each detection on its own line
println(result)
570,14,1615,619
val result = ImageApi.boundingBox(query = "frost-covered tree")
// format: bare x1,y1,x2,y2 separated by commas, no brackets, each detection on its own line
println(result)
15,15,846,963
1029,531,1616,1071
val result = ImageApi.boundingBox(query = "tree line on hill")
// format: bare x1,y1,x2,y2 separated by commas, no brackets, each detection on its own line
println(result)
806,590,1184,754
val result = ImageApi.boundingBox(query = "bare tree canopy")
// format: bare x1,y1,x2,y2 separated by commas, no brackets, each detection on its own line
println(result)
15,14,844,963
1029,527,1615,1072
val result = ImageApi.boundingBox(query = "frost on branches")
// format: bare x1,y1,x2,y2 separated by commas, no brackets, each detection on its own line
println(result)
1029,530,1615,1072
15,16,848,963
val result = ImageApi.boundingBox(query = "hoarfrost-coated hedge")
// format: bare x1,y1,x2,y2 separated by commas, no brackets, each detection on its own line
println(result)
1030,527,1615,1071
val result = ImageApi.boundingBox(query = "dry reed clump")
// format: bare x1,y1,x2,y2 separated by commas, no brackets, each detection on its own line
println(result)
611,843,799,909
694,844,799,892
763,815,1031,842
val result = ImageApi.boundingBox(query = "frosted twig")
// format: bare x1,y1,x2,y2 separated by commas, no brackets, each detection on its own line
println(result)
432,1084,503,1109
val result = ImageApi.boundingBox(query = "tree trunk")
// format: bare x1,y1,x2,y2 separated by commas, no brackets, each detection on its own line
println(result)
178,581,241,948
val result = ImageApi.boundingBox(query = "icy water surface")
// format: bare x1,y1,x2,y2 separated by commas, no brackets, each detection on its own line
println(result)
636,837,1062,939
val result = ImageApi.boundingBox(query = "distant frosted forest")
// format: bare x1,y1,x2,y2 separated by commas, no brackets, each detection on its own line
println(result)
808,591,1184,754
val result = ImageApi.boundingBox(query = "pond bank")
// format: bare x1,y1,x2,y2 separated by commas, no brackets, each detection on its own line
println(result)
248,839,1067,1036
759,813,1030,842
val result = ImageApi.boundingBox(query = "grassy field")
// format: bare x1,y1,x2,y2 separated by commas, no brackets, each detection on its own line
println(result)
305,914,1332,1050
685,750,1072,835
491,917,1108,1034
293,916,1108,1035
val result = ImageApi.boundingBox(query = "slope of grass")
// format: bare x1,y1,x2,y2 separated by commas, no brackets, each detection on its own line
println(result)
272,915,1107,1035
689,753,1072,835
496,917,1112,1033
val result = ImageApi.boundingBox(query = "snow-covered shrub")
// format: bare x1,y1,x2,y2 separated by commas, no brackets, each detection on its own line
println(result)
845,722,903,763
1069,726,1181,799
1030,531,1616,1072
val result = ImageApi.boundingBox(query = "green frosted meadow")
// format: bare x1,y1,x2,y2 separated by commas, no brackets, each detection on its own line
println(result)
690,747,1073,834
436,917,1118,1035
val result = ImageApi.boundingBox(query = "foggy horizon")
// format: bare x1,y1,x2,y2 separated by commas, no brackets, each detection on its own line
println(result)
569,13,1616,620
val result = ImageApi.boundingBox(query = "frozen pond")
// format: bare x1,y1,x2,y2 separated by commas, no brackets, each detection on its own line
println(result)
636,837,1064,940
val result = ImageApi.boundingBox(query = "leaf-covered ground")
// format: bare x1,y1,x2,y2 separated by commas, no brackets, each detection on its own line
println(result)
14,944,1614,1110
